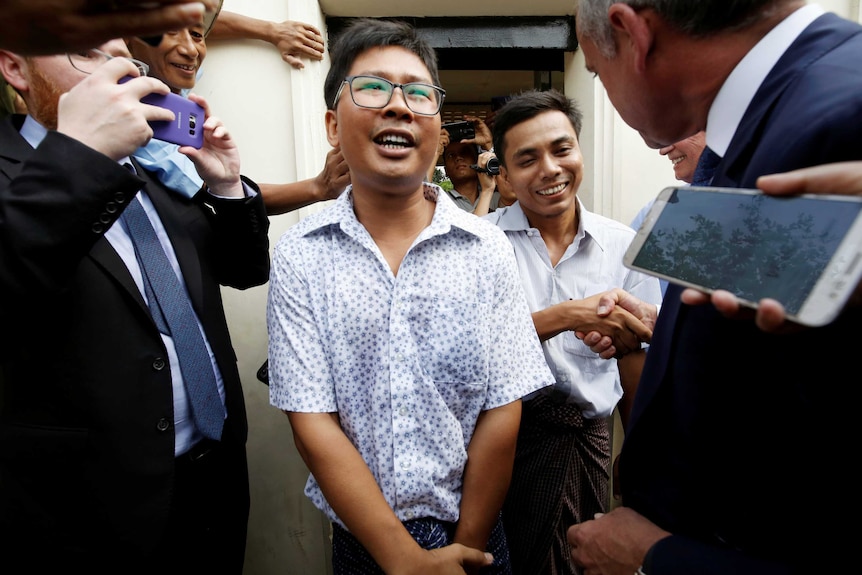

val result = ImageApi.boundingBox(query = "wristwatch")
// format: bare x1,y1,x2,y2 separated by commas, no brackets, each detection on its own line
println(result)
635,567,647,575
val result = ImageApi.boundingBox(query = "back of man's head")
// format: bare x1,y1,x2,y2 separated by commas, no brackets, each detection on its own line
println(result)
492,89,583,165
324,18,440,110
576,0,791,58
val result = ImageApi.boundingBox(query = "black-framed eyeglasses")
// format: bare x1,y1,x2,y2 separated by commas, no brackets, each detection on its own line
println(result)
67,49,150,77
333,75,446,116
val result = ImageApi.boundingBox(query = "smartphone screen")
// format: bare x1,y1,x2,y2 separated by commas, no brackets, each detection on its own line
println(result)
624,186,862,325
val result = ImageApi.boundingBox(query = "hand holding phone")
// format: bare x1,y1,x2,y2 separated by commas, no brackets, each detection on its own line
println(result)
624,185,862,326
120,76,204,148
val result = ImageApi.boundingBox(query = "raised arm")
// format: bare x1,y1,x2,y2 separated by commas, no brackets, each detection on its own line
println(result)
208,10,324,69
261,146,349,215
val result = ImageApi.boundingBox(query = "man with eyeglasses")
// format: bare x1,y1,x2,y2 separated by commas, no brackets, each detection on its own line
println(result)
0,38,268,573
266,17,554,575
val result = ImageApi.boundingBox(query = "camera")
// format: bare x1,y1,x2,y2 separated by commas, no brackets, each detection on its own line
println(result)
471,155,501,176
485,155,501,176
442,120,475,142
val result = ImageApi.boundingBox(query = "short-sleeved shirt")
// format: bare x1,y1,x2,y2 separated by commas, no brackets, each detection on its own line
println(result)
484,199,662,418
268,184,554,527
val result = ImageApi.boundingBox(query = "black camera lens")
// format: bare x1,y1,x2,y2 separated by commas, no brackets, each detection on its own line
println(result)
486,156,500,176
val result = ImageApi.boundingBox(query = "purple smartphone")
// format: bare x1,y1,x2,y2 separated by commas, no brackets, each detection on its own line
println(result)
120,76,204,148
141,91,205,149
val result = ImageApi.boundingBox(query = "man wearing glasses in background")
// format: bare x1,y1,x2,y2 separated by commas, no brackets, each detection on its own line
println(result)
0,38,269,574
266,17,555,574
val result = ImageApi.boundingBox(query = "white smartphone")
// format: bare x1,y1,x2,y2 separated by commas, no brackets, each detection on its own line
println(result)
624,185,862,326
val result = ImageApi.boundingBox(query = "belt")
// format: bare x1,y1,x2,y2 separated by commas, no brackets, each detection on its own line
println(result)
179,438,220,462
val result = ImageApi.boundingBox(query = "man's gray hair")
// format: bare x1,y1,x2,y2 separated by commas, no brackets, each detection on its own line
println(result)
576,0,791,58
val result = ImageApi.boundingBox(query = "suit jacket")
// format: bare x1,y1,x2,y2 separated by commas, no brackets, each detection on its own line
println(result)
620,13,862,574
0,115,269,564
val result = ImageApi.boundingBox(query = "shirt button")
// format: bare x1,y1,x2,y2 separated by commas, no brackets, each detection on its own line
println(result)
153,358,166,370
399,407,408,416
156,418,171,432
404,510,414,519
396,354,404,362
400,460,411,470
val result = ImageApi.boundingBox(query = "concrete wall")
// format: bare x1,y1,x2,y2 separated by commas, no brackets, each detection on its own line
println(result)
198,1,861,572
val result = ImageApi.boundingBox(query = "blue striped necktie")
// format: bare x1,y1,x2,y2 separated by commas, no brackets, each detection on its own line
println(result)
692,146,722,186
121,196,225,440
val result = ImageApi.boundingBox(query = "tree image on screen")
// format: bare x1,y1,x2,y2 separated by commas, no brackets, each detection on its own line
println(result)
632,192,851,314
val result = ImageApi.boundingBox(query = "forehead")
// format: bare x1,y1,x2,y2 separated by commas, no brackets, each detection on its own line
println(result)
505,110,576,147
348,45,432,83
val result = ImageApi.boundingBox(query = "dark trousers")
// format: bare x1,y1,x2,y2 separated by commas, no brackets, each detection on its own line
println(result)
502,394,610,575
155,439,250,574
332,514,511,574
0,439,249,575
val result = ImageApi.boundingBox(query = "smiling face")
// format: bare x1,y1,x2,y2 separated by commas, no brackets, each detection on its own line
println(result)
500,110,583,221
325,45,442,196
126,22,206,94
576,12,704,149
659,131,706,183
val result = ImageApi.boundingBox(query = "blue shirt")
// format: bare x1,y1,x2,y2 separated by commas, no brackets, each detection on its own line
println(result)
267,184,553,527
133,137,203,199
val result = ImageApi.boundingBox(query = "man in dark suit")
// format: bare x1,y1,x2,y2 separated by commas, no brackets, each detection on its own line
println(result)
0,39,269,574
566,2,862,574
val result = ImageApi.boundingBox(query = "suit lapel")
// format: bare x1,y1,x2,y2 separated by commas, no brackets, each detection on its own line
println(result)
0,116,32,182
719,13,859,186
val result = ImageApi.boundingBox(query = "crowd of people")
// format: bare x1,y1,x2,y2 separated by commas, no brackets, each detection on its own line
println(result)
2,1,861,574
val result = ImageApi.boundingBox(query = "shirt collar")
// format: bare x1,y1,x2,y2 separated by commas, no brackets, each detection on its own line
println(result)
20,114,133,166
20,115,47,149
706,3,824,156
303,182,488,240
490,197,608,250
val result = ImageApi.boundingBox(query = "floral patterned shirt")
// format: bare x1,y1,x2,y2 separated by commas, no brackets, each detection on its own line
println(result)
268,184,553,527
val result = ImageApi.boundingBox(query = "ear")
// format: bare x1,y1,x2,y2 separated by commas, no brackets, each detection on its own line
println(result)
0,50,30,94
607,3,655,73
324,109,339,147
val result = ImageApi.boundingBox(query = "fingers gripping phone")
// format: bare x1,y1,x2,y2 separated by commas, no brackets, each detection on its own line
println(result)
624,186,862,326
141,91,204,149
120,76,204,148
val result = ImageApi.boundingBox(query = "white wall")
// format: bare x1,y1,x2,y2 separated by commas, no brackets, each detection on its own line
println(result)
198,1,335,573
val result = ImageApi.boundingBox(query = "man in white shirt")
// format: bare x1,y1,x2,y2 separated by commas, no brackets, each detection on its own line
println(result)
484,88,661,575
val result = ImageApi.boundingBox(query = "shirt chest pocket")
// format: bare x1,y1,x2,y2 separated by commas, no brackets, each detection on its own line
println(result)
411,298,489,384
